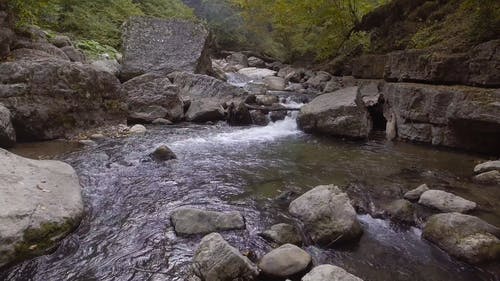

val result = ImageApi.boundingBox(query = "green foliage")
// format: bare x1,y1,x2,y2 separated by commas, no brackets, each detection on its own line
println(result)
75,40,120,60
231,0,387,61
7,0,196,48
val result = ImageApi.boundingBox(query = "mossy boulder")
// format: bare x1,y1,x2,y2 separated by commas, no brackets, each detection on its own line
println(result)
0,149,84,267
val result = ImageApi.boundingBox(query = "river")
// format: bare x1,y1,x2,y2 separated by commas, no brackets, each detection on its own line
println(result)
2,111,499,281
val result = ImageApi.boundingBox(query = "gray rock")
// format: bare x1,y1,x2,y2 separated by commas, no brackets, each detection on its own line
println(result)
192,233,259,281
227,102,252,126
0,59,125,141
297,87,372,139
258,244,311,278
151,145,176,161
270,110,288,122
121,17,212,80
25,42,70,61
260,223,302,246
384,199,414,223
418,190,477,213
305,71,332,91
255,95,279,106
0,27,14,58
423,212,500,264
226,52,248,70
474,160,500,174
0,104,15,148
238,67,277,80
474,170,500,185
302,265,364,281
323,80,342,93
171,207,245,235
186,100,225,123
403,184,429,201
61,46,86,62
352,54,387,79
244,81,267,95
0,148,84,267
129,124,147,134
78,139,97,146
91,59,121,76
123,72,183,123
289,185,363,245
264,76,286,91
248,56,265,68
250,111,270,126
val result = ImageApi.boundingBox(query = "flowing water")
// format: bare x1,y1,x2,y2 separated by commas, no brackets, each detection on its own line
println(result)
2,110,500,281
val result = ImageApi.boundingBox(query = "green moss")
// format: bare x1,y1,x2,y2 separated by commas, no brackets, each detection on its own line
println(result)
12,219,79,264
75,40,120,60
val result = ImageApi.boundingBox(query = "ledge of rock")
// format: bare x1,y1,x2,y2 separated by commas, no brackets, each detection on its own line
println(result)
423,213,500,264
0,58,126,141
0,149,84,267
171,207,245,235
192,233,259,281
121,17,212,80
289,185,363,245
297,87,371,139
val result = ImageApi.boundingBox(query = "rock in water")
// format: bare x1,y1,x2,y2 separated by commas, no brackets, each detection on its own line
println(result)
264,76,286,91
171,207,245,235
418,190,477,213
121,17,212,80
289,185,363,245
297,87,372,139
0,148,84,267
474,170,500,185
0,104,15,148
403,184,429,201
302,265,364,281
192,233,259,281
129,124,147,134
238,67,277,80
151,145,176,161
423,213,500,264
258,244,311,278
122,72,184,123
260,223,302,246
383,199,415,223
0,59,125,141
474,160,500,174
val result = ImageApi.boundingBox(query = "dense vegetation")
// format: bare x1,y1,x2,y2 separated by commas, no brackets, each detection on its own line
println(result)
7,0,195,48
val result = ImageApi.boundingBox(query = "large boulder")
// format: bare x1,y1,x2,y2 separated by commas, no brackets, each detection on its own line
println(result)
171,207,245,235
122,72,183,123
185,100,225,123
121,17,212,80
0,59,126,141
418,190,477,213
0,149,84,267
192,233,259,281
0,104,15,148
258,244,311,278
289,185,363,245
302,265,364,281
423,213,500,264
474,171,500,185
474,160,500,174
297,87,372,139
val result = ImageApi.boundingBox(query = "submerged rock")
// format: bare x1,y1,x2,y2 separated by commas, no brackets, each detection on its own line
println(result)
150,145,176,161
121,17,212,80
423,213,500,264
297,87,371,139
192,233,259,281
302,265,364,281
384,199,415,223
260,223,302,246
0,149,84,267
258,244,311,278
403,184,429,201
171,207,245,235
0,104,15,148
289,185,363,245
418,190,477,213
